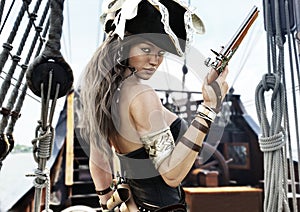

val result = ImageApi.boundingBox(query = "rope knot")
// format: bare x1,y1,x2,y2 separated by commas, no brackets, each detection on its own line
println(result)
32,126,54,162
259,131,285,152
38,128,53,159
262,73,278,90
26,168,50,189
261,73,281,98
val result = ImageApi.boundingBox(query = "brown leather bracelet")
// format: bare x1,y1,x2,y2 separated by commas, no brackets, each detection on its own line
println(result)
180,136,202,152
196,113,212,128
96,186,112,195
191,119,209,134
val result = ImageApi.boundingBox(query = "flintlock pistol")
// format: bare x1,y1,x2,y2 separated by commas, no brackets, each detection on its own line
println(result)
204,6,259,74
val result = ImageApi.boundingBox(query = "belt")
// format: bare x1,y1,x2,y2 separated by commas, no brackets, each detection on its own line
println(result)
137,203,187,212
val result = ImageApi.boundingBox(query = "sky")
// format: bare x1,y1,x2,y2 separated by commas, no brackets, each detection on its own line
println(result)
0,0,267,146
64,0,266,118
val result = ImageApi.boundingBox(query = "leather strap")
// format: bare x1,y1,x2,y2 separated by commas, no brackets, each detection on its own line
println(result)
191,119,209,134
203,118,212,128
96,186,112,195
180,137,202,152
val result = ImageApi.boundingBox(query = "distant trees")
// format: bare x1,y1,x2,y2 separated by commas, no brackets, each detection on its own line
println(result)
12,144,32,153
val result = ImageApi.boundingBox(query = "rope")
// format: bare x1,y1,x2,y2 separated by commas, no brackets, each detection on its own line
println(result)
0,0,5,26
26,168,53,212
26,0,64,67
30,116,55,212
0,55,20,109
284,1,300,210
259,132,285,152
1,2,51,135
0,0,30,75
256,1,293,210
6,15,50,135
31,126,54,162
255,72,289,212
43,0,64,58
0,0,43,110
0,1,50,171
30,75,59,212
0,0,15,35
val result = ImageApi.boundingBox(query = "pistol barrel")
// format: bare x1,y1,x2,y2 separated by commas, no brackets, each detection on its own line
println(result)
206,5,259,74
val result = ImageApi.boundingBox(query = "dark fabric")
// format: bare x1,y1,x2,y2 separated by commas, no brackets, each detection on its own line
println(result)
117,117,188,210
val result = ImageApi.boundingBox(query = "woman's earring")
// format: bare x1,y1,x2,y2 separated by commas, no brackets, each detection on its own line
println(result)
117,46,125,66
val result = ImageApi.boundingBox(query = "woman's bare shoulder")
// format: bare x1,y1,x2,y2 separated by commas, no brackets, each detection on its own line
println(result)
128,84,165,134
129,84,161,108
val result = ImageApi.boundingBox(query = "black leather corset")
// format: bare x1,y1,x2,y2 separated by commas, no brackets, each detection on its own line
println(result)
116,117,188,209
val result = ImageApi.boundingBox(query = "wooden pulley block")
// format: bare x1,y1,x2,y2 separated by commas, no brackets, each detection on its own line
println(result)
26,55,73,99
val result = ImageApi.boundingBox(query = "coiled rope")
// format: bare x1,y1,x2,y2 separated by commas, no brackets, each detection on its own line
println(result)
27,124,54,212
255,0,294,211
255,73,289,212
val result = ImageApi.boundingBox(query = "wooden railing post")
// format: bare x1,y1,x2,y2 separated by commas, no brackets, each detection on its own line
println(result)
65,91,74,186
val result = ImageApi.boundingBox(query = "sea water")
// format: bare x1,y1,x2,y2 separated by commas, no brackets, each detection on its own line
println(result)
0,152,36,211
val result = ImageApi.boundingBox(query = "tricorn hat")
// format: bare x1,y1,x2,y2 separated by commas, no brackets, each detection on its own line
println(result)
100,0,205,56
